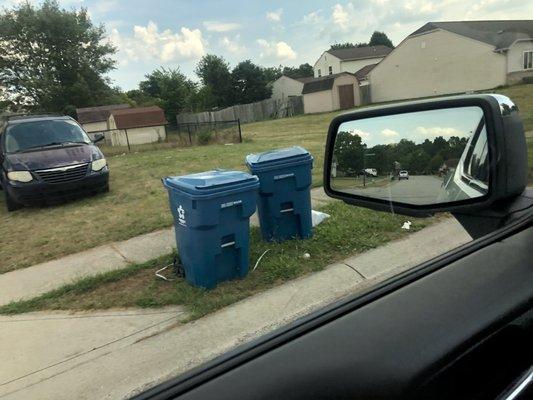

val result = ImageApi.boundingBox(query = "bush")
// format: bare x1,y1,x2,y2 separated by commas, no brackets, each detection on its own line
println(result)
197,130,213,145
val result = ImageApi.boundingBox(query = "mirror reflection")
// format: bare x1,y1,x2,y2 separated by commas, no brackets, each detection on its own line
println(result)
331,107,489,205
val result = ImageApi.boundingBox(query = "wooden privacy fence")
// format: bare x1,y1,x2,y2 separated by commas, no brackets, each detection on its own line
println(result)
177,96,304,125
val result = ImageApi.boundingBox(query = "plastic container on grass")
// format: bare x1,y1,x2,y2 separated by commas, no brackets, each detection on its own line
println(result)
246,146,313,242
162,170,259,289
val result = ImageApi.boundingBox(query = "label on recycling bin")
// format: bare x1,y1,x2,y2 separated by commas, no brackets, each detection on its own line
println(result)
221,200,242,209
177,205,187,227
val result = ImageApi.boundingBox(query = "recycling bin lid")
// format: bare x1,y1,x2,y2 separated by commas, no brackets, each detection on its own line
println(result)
163,170,259,196
246,146,313,172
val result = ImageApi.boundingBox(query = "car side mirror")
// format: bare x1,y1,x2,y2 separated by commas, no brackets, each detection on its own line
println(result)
323,94,528,218
93,133,105,144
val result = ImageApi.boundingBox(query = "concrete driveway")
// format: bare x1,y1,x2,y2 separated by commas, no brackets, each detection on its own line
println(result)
0,218,471,400
343,175,445,205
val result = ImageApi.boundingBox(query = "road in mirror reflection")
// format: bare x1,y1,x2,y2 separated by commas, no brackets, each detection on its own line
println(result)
331,106,490,205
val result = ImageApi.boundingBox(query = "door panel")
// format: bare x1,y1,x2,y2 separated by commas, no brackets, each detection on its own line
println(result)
338,84,355,109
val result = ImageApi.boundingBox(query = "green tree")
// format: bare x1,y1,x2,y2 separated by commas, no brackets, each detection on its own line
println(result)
334,132,366,175
0,0,116,113
262,66,283,83
139,67,196,124
282,63,314,79
231,60,271,104
126,89,157,107
329,42,368,50
195,54,234,108
369,31,394,48
427,154,445,173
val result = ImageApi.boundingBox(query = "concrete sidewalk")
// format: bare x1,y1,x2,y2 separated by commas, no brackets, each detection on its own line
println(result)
0,218,471,400
0,188,333,307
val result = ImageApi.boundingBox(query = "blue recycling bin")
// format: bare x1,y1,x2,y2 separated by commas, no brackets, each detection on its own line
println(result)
162,170,259,289
246,146,313,242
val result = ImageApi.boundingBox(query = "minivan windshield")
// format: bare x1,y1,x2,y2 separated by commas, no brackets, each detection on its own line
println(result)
4,119,91,153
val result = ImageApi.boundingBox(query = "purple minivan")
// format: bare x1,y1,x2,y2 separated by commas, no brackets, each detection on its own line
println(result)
0,115,109,211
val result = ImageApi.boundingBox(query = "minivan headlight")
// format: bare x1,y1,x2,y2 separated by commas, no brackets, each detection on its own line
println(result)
7,170,33,183
91,158,107,172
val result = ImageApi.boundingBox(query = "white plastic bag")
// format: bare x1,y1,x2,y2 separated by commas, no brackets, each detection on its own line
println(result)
312,210,330,227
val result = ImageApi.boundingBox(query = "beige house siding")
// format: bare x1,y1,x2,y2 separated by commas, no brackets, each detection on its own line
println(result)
507,40,533,73
331,74,360,110
303,74,360,114
313,52,385,77
107,115,165,146
369,29,507,103
82,121,108,133
340,57,383,74
271,76,304,100
304,91,333,114
313,52,341,77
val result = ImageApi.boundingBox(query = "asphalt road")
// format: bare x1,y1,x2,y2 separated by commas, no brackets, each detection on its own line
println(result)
343,175,445,205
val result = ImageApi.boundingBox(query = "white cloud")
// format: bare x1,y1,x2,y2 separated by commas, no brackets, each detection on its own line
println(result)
93,0,118,14
109,22,205,65
348,128,370,140
382,128,400,137
266,8,283,22
219,35,246,54
202,21,241,32
415,126,465,138
331,3,352,31
301,10,324,24
257,39,296,60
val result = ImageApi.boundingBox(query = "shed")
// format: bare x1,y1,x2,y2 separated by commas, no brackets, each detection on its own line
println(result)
271,75,315,100
302,72,360,114
107,106,167,146
76,104,130,134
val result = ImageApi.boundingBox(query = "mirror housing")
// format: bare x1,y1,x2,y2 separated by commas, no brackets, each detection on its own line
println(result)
323,94,528,217
93,133,105,144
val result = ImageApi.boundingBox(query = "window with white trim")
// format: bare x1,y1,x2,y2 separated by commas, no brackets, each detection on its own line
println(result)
524,51,533,70
318,68,321,77
328,66,333,75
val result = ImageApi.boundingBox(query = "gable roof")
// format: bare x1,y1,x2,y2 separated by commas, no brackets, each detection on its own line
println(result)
354,63,378,80
302,72,356,95
295,76,317,84
326,45,392,61
76,104,130,124
275,74,313,84
410,20,533,51
110,106,166,129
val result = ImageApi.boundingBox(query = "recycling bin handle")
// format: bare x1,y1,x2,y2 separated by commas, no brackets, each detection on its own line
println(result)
221,241,235,248
274,172,295,180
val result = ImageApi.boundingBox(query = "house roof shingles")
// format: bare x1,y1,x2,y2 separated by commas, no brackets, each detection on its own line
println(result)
302,72,356,95
354,63,378,80
76,104,130,124
111,106,166,129
326,45,392,61
410,20,533,51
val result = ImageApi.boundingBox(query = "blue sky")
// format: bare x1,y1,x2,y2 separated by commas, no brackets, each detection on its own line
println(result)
338,106,483,147
1,0,531,90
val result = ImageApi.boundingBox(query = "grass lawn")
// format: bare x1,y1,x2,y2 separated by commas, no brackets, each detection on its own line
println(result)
0,84,531,273
0,201,434,318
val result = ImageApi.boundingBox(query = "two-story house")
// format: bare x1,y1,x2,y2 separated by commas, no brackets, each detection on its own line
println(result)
312,45,392,78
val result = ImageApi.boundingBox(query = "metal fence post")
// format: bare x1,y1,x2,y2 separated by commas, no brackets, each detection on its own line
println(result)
187,124,192,145
125,129,131,152
237,118,242,143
